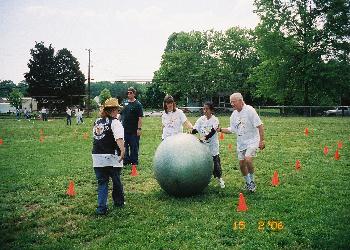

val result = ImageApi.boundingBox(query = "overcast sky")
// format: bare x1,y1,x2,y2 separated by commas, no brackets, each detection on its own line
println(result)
0,0,259,84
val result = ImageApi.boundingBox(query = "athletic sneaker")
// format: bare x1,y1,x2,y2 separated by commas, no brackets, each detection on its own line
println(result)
218,178,225,188
248,181,257,192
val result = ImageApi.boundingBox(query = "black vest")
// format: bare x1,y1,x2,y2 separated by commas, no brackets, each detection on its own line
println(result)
92,117,121,155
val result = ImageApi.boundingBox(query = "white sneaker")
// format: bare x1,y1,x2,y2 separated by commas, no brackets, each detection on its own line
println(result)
218,178,225,188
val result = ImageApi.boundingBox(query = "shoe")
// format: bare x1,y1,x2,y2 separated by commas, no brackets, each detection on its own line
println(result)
218,178,225,188
248,181,256,192
96,208,107,215
114,202,126,208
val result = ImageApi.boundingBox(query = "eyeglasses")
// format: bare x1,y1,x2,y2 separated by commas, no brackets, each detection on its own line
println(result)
127,91,133,94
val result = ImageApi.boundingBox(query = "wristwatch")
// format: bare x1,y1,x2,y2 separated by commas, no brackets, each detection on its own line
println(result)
137,128,142,130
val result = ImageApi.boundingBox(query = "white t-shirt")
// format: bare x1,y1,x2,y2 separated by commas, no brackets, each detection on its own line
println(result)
162,108,187,140
228,104,262,151
193,115,220,156
92,118,124,167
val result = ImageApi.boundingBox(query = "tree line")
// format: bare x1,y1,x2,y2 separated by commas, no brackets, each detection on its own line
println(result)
1,0,349,111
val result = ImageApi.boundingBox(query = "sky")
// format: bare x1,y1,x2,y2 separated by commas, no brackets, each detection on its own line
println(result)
0,0,259,84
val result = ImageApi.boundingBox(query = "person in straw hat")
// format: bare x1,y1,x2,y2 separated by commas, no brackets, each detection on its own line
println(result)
92,98,125,215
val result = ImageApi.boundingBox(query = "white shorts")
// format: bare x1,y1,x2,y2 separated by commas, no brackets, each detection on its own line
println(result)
237,147,258,160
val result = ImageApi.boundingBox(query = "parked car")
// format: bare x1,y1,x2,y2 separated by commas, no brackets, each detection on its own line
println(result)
324,106,350,116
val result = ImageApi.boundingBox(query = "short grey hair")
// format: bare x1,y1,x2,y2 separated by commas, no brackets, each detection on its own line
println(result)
230,92,244,101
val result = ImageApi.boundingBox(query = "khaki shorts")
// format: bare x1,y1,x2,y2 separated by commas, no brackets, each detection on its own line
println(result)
237,147,258,160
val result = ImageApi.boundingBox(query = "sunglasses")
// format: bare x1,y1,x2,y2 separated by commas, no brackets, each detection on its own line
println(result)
127,91,134,94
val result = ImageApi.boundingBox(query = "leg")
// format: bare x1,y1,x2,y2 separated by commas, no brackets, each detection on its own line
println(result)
239,160,249,176
124,133,131,165
129,134,140,165
245,156,255,175
110,167,125,207
94,167,109,214
212,155,222,178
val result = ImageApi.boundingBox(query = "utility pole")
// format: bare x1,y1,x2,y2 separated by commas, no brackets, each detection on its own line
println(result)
86,49,91,117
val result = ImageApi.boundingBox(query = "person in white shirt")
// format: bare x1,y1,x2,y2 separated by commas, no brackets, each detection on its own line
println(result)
191,102,225,188
66,107,72,125
219,92,265,192
92,98,125,215
161,95,193,140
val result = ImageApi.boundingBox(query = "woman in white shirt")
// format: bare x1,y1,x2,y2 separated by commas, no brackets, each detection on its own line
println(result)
161,95,193,140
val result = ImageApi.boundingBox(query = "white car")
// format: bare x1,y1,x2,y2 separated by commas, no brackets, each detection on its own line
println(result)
324,106,350,116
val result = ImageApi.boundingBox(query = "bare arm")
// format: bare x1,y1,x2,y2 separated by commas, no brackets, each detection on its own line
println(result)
116,138,125,162
218,127,233,134
137,117,142,136
184,119,193,130
257,124,265,150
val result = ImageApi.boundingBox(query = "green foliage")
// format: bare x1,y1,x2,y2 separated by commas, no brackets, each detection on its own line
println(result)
142,82,166,108
252,0,350,105
0,116,349,248
90,81,146,105
154,28,259,105
8,88,23,108
0,80,16,97
99,88,112,105
24,42,86,110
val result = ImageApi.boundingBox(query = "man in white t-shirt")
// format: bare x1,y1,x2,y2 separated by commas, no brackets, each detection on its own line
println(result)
219,92,265,192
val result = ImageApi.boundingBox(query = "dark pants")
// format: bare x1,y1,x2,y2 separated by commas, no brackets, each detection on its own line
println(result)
66,115,71,125
213,155,222,178
94,167,124,213
124,132,140,165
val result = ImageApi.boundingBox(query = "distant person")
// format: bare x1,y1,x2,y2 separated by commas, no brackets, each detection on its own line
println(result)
41,107,48,121
120,87,143,167
16,108,20,120
191,102,225,188
76,108,83,125
92,98,125,215
219,92,265,192
161,95,193,140
66,107,72,125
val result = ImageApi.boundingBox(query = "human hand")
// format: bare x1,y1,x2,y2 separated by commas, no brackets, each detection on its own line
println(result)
259,140,265,150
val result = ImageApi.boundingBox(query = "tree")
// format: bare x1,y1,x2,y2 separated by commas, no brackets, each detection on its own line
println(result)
99,88,112,105
9,89,23,109
0,80,16,97
252,0,350,105
55,48,86,107
24,42,86,110
24,42,57,104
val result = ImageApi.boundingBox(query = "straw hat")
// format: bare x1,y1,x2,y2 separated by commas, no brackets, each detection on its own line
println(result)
103,98,122,109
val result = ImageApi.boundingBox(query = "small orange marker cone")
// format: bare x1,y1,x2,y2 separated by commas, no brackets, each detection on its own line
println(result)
334,149,340,160
304,128,309,136
271,171,279,186
39,128,44,135
66,181,76,196
219,132,224,140
83,132,88,140
228,143,232,150
237,192,248,212
0,138,3,145
39,136,44,143
323,146,329,156
295,160,301,170
131,164,139,176
337,141,343,149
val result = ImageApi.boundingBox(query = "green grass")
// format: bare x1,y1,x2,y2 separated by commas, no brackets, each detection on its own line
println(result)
0,116,349,249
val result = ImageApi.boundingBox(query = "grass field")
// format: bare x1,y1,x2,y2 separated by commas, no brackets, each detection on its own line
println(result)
0,115,349,249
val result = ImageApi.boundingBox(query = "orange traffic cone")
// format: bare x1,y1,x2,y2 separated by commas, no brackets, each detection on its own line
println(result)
83,132,88,140
295,160,301,170
219,132,224,140
0,138,3,145
131,164,139,176
271,171,279,186
66,181,76,196
337,141,343,149
237,192,248,212
304,128,309,136
39,136,44,143
334,149,340,160
323,146,329,156
228,143,232,150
